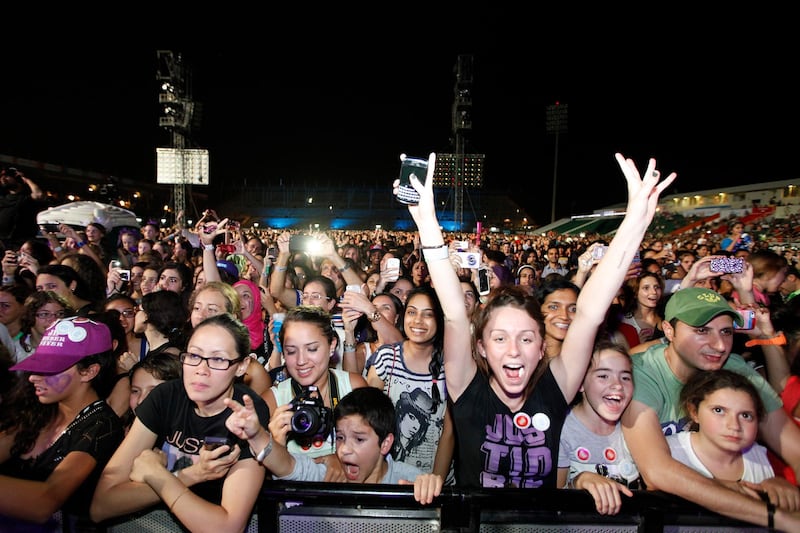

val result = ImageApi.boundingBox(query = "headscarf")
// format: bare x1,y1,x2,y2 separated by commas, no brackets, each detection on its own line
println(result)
233,279,265,351
491,264,514,286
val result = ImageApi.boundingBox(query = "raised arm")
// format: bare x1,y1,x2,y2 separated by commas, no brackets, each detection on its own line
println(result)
402,153,474,400
269,232,301,310
553,154,676,402
198,217,231,284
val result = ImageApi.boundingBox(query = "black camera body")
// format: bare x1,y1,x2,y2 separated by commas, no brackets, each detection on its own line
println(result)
289,386,332,440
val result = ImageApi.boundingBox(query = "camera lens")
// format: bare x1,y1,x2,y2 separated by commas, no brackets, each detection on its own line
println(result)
291,408,318,435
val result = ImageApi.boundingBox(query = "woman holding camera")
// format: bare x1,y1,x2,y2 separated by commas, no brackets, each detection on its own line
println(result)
262,306,367,461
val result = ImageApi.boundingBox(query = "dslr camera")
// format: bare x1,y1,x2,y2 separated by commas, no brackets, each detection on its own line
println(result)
289,386,333,440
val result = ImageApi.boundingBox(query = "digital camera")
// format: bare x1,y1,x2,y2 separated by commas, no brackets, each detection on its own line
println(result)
289,386,333,440
734,308,756,330
457,251,481,269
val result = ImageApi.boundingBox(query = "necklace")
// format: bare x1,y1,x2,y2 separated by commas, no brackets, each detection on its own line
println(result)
48,399,105,448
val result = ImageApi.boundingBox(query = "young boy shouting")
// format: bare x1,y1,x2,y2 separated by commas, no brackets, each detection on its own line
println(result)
224,387,443,504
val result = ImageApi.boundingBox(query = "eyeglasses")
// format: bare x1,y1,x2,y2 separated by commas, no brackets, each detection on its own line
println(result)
118,308,137,318
302,292,331,302
36,310,66,320
180,352,243,370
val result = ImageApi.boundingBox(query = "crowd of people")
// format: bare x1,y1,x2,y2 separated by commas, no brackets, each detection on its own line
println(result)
2,157,800,531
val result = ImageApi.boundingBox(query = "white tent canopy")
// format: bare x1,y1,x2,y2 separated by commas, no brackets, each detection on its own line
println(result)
36,201,140,232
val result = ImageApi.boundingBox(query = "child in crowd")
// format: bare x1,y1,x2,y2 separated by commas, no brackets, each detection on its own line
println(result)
667,369,785,486
124,351,182,431
225,386,443,504
558,339,640,516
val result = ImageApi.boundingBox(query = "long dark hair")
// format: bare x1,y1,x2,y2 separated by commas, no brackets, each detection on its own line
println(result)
0,340,117,457
399,286,445,409
141,290,188,347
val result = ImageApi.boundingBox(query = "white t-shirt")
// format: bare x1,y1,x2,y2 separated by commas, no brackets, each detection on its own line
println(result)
666,430,774,483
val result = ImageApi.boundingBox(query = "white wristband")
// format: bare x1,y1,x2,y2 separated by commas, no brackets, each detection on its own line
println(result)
422,246,449,262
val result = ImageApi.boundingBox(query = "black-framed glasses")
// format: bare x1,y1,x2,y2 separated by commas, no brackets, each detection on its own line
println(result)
119,308,137,318
180,352,243,370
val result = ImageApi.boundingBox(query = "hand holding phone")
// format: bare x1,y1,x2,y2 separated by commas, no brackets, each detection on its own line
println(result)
203,436,231,451
709,257,745,274
383,257,400,282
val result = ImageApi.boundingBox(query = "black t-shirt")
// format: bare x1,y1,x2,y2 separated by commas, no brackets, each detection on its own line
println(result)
0,399,124,519
135,379,270,504
452,367,568,489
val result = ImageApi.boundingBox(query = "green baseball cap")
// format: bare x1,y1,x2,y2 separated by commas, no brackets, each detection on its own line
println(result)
665,288,743,327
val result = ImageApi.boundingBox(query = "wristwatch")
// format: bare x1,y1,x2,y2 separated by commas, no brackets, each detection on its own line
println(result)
369,309,382,323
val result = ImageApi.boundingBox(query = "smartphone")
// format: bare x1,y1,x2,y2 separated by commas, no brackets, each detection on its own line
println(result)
394,156,429,205
709,257,745,274
203,436,231,451
119,269,131,281
289,234,320,254
477,267,491,295
346,284,362,293
592,245,608,260
457,251,482,269
386,257,400,271
734,308,756,330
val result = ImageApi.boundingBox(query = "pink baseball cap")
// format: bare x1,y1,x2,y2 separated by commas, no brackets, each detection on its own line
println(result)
10,317,113,374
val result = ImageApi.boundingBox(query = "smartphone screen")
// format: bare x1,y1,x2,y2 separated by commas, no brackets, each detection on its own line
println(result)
289,235,319,254
395,157,428,205
478,267,490,295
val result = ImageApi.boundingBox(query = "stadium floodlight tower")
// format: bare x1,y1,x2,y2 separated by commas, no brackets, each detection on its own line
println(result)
434,55,484,232
546,101,568,224
155,50,207,229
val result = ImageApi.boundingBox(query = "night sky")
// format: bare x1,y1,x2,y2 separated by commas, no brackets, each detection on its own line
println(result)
3,19,797,228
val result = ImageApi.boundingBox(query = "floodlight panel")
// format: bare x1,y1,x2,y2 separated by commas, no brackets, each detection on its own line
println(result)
156,148,210,185
434,153,484,188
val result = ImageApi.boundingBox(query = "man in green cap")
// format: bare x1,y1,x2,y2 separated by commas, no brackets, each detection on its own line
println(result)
622,286,800,530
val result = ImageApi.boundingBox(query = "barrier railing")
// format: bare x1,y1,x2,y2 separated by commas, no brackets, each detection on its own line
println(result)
257,482,771,533
97,481,772,532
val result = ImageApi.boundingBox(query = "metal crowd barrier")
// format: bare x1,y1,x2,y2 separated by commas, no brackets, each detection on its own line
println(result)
257,482,771,533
